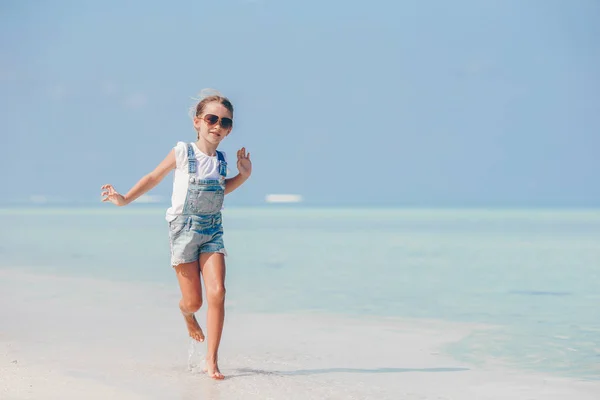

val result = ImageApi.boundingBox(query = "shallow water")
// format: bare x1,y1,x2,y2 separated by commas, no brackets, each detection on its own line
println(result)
1,206,599,381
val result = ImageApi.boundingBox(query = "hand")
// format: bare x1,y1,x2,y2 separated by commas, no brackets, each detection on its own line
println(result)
236,147,252,178
101,184,127,206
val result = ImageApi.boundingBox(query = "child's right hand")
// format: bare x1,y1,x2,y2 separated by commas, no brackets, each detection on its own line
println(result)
101,184,127,206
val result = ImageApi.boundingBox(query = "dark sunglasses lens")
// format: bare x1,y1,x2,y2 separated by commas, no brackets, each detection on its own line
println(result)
221,118,233,129
204,114,219,125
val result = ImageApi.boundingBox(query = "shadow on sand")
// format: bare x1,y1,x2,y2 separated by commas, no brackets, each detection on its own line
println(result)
228,366,469,378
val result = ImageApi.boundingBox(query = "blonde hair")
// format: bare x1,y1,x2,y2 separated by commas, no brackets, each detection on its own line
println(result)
188,88,234,120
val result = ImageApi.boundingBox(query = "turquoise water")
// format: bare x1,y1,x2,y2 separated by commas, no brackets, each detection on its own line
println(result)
1,207,599,380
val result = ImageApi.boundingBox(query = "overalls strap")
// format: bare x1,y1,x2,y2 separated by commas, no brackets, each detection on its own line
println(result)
216,150,227,178
187,144,197,174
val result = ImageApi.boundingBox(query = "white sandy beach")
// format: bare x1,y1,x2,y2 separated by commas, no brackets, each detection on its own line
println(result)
1,269,598,400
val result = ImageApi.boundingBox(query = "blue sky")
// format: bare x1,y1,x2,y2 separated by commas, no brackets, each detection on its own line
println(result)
1,0,599,207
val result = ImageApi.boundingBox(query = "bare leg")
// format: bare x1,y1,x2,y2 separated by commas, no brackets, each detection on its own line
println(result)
200,252,226,380
174,261,205,342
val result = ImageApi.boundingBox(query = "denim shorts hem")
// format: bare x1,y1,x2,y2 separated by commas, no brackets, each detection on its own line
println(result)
170,256,199,268
170,247,227,267
200,245,228,257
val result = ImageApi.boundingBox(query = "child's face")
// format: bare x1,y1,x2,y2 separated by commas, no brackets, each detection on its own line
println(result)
193,101,233,144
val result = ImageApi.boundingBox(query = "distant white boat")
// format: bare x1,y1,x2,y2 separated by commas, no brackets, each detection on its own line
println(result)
265,194,303,203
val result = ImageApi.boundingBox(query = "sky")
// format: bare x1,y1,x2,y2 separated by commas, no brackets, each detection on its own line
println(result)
1,0,599,207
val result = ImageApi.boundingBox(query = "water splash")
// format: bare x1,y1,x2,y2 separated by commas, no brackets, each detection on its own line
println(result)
187,339,205,373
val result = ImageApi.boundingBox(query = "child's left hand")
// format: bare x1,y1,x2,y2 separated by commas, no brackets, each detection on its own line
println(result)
237,147,252,178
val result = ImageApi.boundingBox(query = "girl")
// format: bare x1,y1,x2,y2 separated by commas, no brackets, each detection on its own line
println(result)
101,91,251,380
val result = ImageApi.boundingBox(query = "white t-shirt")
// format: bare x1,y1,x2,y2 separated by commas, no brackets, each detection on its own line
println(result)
165,142,227,222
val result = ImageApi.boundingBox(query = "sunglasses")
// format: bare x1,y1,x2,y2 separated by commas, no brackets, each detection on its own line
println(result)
201,114,233,129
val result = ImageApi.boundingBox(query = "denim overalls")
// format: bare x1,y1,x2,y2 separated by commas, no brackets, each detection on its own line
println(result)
168,144,227,266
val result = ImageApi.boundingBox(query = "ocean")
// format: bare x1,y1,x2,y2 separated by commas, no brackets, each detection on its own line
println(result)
1,206,599,398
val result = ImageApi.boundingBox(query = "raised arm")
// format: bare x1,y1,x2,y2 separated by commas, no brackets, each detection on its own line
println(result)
225,147,252,195
101,149,176,206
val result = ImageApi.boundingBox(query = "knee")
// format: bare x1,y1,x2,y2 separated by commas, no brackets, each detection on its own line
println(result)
208,285,226,305
181,297,203,313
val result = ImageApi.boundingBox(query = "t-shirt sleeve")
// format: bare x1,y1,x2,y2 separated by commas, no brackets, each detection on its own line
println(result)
173,142,188,170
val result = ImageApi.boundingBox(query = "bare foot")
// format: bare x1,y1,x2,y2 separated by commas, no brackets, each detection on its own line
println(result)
203,358,224,380
182,312,205,342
